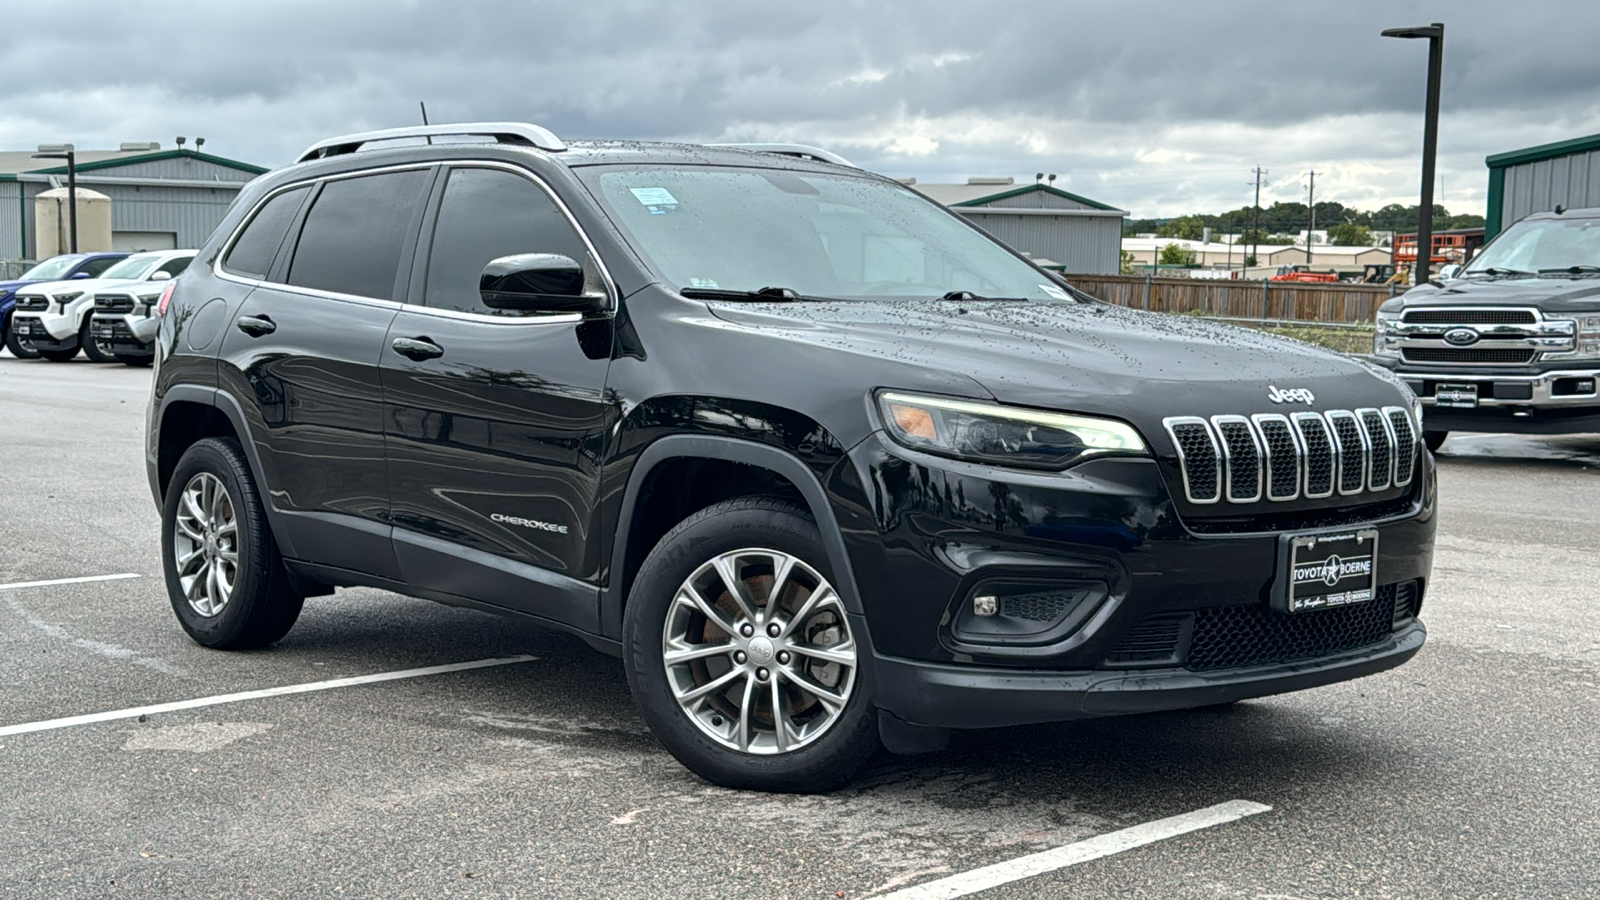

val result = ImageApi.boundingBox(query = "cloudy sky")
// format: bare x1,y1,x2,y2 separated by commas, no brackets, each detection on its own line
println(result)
4,0,1598,219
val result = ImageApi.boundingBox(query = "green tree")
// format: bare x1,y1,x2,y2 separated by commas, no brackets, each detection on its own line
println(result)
1327,222,1374,246
1159,243,1196,266
1120,249,1137,275
1156,216,1206,241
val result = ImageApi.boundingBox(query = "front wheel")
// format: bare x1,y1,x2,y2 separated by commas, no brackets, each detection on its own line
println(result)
115,353,154,367
162,437,303,649
5,325,42,359
81,318,116,363
624,497,879,792
1423,430,1448,452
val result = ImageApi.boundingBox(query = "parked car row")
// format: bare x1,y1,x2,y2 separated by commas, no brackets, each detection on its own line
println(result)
1,249,195,365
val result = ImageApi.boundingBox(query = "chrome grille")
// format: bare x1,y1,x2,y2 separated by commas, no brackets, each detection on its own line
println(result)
1164,407,1418,505
1402,309,1535,325
95,294,136,314
1402,347,1537,365
14,295,47,311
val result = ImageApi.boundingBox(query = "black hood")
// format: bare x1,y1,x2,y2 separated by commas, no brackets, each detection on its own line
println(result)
705,299,1412,433
1389,275,1600,312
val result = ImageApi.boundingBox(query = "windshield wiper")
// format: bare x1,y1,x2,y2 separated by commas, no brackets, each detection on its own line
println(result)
1476,267,1536,278
679,286,816,302
1538,265,1600,276
938,291,1028,302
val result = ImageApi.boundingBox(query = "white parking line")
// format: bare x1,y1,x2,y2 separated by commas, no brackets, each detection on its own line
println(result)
879,799,1273,899
0,573,142,591
0,655,539,738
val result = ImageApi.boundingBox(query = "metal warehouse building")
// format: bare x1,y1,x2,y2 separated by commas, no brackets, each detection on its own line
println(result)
911,177,1127,275
0,144,266,261
1486,133,1600,238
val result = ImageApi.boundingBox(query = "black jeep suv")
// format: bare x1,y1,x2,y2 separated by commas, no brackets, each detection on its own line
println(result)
146,123,1435,791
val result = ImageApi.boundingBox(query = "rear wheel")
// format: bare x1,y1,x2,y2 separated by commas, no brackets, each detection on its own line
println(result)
162,437,303,649
115,353,154,367
38,345,79,362
1423,430,1448,452
624,497,879,792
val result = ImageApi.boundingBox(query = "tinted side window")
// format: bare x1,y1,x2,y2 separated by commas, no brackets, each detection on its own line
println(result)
78,256,123,277
423,168,591,314
288,170,430,300
156,256,192,277
223,187,309,280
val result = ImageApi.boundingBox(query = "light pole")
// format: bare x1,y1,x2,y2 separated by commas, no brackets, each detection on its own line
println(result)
32,144,78,253
1382,22,1444,283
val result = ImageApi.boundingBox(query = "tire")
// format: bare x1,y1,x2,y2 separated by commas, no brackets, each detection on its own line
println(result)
38,346,79,362
116,353,154,367
624,496,879,792
5,326,42,360
81,317,115,363
1423,430,1448,452
161,437,304,649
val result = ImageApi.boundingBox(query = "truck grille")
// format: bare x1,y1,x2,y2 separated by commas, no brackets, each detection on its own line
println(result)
1402,347,1537,365
1104,580,1420,671
14,295,47,312
1402,309,1535,325
94,294,137,314
1164,408,1416,505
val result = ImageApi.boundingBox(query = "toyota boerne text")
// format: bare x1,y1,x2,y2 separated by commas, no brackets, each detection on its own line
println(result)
144,123,1435,792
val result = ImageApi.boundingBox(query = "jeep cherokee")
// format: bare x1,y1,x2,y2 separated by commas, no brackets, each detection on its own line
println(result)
146,123,1436,792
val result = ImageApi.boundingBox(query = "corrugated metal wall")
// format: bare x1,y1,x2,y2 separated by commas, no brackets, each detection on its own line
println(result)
959,212,1123,274
8,180,244,257
1501,148,1600,227
0,182,23,259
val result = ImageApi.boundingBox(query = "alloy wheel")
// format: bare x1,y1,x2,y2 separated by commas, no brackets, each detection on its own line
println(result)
662,548,858,755
172,472,240,617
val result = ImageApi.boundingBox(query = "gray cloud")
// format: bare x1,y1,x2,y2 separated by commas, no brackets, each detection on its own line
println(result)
3,0,1599,217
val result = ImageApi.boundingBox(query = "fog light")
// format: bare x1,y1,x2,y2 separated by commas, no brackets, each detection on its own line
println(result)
972,595,999,617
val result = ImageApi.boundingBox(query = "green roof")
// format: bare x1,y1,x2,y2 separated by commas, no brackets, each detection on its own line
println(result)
950,183,1121,211
1486,133,1600,169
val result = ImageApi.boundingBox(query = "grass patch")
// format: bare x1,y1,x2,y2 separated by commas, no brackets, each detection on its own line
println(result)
1221,321,1375,354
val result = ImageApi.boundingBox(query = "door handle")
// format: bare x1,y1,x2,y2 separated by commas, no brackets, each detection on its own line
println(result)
391,336,444,361
236,315,276,337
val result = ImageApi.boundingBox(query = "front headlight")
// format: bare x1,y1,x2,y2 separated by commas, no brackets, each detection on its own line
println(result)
1374,312,1402,357
54,291,84,310
877,391,1148,470
1541,314,1600,361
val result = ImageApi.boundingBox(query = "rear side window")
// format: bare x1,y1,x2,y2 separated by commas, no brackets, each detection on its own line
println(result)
287,170,430,300
422,167,591,314
223,187,309,280
78,256,123,278
155,256,192,277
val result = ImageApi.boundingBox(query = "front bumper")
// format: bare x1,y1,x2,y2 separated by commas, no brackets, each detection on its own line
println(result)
9,314,76,349
874,622,1425,728
90,313,157,355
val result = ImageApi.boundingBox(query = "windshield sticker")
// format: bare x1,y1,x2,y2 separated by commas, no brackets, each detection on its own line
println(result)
1039,283,1070,300
629,187,680,215
689,278,719,288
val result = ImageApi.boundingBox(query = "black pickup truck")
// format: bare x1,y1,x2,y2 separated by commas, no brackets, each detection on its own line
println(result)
1374,207,1600,449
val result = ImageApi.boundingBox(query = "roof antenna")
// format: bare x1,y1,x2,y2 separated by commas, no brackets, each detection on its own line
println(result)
419,101,432,144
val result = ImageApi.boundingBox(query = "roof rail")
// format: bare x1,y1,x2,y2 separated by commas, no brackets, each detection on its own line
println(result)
295,122,566,163
710,143,855,168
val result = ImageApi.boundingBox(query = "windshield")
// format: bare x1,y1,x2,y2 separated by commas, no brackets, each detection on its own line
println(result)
99,254,163,281
579,166,1071,301
1465,217,1600,275
20,256,79,281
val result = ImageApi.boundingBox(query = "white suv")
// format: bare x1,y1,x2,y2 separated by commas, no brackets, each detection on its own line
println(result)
9,250,195,362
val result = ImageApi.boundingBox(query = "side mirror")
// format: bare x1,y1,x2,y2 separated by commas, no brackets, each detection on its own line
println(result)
480,253,602,313
149,271,173,282
70,271,91,280
1437,264,1461,281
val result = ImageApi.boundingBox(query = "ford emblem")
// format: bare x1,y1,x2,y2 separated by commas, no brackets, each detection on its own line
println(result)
1443,327,1480,346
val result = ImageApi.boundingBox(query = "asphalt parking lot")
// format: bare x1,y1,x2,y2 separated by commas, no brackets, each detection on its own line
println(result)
1,352,1596,900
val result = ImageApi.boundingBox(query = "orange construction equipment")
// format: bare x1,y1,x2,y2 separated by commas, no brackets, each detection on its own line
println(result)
1392,232,1467,266
1269,265,1340,283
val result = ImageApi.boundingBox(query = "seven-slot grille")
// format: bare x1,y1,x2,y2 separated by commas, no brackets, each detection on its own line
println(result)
94,294,137,314
1164,407,1417,505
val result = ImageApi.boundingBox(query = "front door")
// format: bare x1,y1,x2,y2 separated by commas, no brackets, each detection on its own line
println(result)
381,164,616,630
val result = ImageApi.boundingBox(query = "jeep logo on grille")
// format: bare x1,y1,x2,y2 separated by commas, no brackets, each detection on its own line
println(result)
1443,327,1480,346
1267,385,1315,405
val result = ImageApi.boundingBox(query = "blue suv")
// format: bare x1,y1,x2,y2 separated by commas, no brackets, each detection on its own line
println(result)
1,252,129,358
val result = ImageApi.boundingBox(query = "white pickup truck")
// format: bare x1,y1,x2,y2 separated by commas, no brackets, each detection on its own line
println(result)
8,250,195,362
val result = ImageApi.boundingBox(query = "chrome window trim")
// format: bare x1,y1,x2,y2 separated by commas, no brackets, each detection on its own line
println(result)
1210,414,1264,504
1383,405,1418,488
1325,410,1369,497
1250,412,1301,502
1290,411,1337,500
1357,407,1395,491
1162,416,1221,505
211,160,616,327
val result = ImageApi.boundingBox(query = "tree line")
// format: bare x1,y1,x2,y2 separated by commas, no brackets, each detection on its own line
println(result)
1126,201,1486,246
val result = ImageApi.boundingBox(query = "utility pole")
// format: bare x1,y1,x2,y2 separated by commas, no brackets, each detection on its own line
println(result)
1305,170,1318,265
1250,166,1266,271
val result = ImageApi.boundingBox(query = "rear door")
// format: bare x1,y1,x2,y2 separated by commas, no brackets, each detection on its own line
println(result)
380,163,616,630
216,166,435,579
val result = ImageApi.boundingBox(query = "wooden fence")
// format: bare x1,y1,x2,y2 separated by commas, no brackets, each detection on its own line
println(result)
1061,273,1400,325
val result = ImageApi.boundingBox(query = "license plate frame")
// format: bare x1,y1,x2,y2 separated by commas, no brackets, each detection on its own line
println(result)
1434,382,1479,408
1272,529,1380,614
